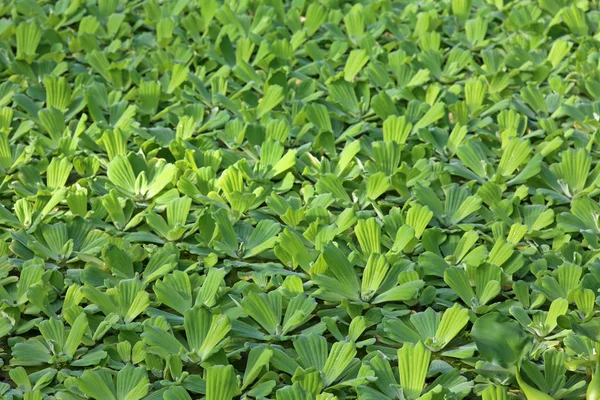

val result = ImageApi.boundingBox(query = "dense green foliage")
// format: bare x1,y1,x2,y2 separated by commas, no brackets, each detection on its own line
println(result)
2,0,600,398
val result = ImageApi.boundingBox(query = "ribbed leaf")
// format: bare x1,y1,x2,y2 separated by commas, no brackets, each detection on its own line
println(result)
410,308,439,341
43,77,72,112
167,64,189,94
257,85,285,119
305,3,327,36
452,0,471,21
383,115,412,145
305,103,332,133
366,172,390,200
16,21,42,61
436,304,469,347
103,244,134,279
322,341,356,386
444,267,475,307
107,156,136,197
372,141,401,175
481,385,509,400
242,291,281,335
544,298,568,333
63,313,87,358
328,79,359,115
344,49,369,82
185,307,230,361
38,108,66,141
294,334,328,371
167,196,192,228
413,103,444,131
116,364,149,400
563,4,588,35
154,271,192,315
465,77,487,111
242,345,273,389
372,280,424,304
137,80,161,115
398,342,430,399
497,138,531,177
355,218,381,255
487,239,514,268
141,325,183,355
316,174,351,203
196,268,226,307
322,245,360,298
276,383,313,400
361,254,389,301
79,369,117,400
550,148,591,196
406,204,433,239
243,220,281,258
282,294,316,335
383,318,422,345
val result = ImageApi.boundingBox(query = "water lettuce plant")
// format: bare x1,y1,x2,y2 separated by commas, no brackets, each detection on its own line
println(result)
0,0,600,399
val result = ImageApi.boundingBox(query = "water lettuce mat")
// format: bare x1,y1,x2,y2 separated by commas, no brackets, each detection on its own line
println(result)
3,0,600,399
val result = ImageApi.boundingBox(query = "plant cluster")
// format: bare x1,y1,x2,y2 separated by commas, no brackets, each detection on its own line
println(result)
1,0,600,399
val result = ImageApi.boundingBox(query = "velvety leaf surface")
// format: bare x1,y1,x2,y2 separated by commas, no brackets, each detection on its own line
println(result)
0,0,600,399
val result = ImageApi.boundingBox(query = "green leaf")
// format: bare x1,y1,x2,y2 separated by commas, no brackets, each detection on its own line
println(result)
155,271,193,315
516,370,554,400
103,244,134,279
282,294,316,335
16,21,42,62
322,341,356,386
344,50,369,82
452,0,472,21
167,64,189,94
63,313,88,358
196,268,226,307
372,279,424,304
444,267,475,307
398,341,430,399
550,148,591,196
242,345,273,389
361,254,389,301
107,156,136,197
242,291,281,335
243,220,281,258
185,307,230,361
79,369,117,400
497,138,531,177
116,364,150,400
435,304,469,347
471,313,529,368
38,108,66,142
322,245,360,298
413,103,445,131
43,76,72,112
562,4,588,35
206,365,240,400
355,218,381,255
406,204,433,239
276,383,313,400
544,298,569,333
257,85,285,119
294,334,328,371
328,79,360,115
383,115,412,145
482,385,509,400
137,81,161,115
305,3,327,36
305,103,332,133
